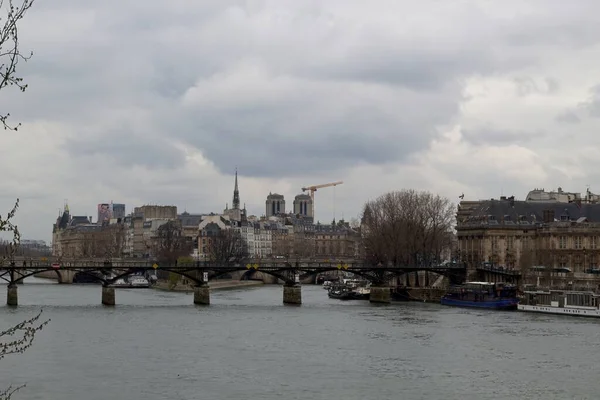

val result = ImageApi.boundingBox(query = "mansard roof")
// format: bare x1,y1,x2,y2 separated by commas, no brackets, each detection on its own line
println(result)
459,199,600,227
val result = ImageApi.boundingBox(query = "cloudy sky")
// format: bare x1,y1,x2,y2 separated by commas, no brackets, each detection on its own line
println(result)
1,0,600,242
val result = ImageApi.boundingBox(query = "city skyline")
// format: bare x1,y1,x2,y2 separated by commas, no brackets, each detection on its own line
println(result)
2,1,600,243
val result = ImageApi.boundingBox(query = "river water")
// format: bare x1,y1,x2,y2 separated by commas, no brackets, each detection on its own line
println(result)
1,278,599,400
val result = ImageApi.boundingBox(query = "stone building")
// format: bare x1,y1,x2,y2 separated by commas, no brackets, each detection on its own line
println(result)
314,221,360,259
266,193,285,217
293,194,312,219
456,196,600,287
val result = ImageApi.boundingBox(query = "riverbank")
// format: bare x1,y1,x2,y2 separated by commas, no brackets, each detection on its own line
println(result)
152,280,265,293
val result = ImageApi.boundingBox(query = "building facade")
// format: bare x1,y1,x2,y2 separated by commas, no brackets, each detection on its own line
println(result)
456,196,600,288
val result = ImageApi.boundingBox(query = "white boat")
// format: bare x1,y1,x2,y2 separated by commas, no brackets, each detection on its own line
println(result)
322,280,333,290
110,279,129,288
518,289,600,317
129,276,150,288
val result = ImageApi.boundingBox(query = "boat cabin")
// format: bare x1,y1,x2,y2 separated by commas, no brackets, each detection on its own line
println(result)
520,290,600,309
445,282,518,301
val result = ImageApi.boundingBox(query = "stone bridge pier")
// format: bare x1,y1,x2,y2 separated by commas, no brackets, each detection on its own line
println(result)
283,273,302,305
7,284,18,306
102,286,115,306
369,285,391,303
57,270,75,284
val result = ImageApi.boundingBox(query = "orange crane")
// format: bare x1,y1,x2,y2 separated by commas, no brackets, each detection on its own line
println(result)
301,181,343,220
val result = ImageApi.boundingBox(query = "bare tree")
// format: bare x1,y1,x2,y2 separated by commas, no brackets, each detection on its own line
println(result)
207,229,248,266
153,220,193,265
0,0,34,131
360,189,455,266
291,233,314,260
0,2,53,397
1,311,49,400
95,224,126,260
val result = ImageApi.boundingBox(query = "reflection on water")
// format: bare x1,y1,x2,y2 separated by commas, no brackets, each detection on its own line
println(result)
0,278,599,400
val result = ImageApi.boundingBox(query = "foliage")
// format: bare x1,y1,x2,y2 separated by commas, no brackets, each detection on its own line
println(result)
167,272,180,289
360,189,455,266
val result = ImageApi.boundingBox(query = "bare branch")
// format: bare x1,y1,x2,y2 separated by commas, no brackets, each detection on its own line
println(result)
0,0,35,131
360,190,455,267
0,310,49,360
207,229,248,266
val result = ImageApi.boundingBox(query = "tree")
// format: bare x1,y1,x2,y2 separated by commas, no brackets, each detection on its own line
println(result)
0,2,49,398
0,0,34,132
360,189,455,266
207,228,247,266
1,311,49,399
0,202,49,400
153,220,193,265
95,224,126,260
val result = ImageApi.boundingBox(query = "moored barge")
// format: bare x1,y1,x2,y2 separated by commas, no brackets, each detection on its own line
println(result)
441,281,518,310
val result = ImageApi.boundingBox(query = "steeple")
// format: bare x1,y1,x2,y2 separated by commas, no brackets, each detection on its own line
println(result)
232,168,240,210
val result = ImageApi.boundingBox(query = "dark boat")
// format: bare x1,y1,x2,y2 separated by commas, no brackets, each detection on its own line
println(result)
441,281,518,310
328,284,356,300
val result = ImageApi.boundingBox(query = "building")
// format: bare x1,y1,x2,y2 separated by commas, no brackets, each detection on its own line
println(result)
53,202,128,259
197,214,231,260
266,193,285,217
456,196,600,288
293,194,312,219
223,170,246,222
526,187,600,204
133,205,177,220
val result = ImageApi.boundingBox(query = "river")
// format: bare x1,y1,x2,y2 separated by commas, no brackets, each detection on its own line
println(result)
1,278,599,400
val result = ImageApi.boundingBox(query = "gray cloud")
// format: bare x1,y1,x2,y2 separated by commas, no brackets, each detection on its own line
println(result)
556,111,581,124
2,0,600,241
461,128,546,146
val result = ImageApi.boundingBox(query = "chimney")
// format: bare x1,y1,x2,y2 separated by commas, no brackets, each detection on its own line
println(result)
543,209,555,223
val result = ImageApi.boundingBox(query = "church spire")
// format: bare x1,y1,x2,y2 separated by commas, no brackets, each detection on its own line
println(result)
232,168,240,210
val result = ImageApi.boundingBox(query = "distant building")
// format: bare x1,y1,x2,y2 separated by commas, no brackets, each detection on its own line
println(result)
526,187,600,204
266,193,285,217
223,170,246,222
456,195,600,288
293,194,313,219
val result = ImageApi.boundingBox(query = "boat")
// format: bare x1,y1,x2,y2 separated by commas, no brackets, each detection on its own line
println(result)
328,283,371,300
328,284,357,300
353,286,371,300
518,289,600,317
129,276,150,288
440,281,518,310
322,280,333,290
110,278,129,288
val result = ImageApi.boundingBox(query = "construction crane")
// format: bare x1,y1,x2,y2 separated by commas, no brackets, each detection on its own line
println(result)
301,181,343,220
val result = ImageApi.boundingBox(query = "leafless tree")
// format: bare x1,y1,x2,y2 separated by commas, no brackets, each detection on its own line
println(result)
153,220,193,265
291,233,314,260
360,189,455,266
0,0,34,132
1,311,49,400
96,224,126,260
0,1,49,398
207,229,248,266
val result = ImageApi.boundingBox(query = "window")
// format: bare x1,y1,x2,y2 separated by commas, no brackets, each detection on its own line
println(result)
507,236,514,251
591,236,597,249
559,236,567,249
575,237,582,249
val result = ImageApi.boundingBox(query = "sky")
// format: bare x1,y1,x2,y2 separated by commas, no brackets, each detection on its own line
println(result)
1,0,600,243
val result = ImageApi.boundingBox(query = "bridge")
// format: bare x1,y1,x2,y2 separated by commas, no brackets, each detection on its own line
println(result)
0,258,468,306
